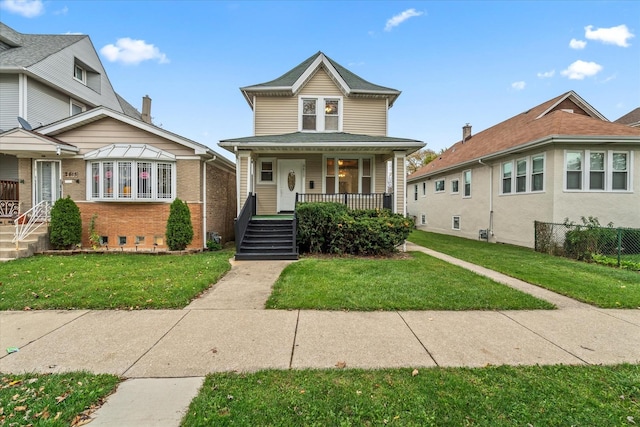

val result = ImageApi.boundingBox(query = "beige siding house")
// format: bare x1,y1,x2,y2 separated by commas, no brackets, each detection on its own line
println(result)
220,52,424,260
407,91,640,248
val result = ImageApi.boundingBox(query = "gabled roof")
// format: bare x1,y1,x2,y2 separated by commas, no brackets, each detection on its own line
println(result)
116,93,143,120
0,127,79,157
408,91,640,181
0,21,86,69
219,131,424,153
615,107,640,127
240,51,401,109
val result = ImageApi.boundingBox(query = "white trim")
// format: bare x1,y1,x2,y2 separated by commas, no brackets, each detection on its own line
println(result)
322,154,375,193
257,157,276,185
450,178,459,194
73,63,86,85
70,99,86,116
434,178,445,193
452,215,461,230
292,53,350,95
298,95,343,132
463,169,472,198
563,149,633,192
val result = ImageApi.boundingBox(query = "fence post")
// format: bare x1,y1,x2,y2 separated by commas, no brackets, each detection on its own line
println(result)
617,228,622,267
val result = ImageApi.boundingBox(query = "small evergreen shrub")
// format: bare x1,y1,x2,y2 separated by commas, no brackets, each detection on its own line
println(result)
49,196,82,249
166,198,194,251
296,203,413,256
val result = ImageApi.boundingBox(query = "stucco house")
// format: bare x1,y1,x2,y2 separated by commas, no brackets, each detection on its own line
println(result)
406,91,640,248
0,22,235,258
220,51,424,260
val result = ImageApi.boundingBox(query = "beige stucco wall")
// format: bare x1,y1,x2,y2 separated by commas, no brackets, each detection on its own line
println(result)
408,144,640,248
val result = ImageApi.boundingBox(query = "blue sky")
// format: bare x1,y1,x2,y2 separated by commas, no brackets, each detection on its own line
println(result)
2,0,638,161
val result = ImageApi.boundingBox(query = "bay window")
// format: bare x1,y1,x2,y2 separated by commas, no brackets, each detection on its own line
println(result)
90,160,175,201
565,150,630,191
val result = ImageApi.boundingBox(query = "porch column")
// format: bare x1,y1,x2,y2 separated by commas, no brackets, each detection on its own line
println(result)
236,151,251,215
393,151,407,216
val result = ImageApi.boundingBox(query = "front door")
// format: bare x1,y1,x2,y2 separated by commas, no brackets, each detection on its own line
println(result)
35,160,61,205
277,159,305,213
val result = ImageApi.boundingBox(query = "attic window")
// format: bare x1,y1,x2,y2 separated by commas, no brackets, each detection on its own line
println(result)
561,109,574,113
74,64,86,84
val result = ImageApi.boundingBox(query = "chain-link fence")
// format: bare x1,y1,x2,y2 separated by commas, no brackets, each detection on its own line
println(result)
534,221,640,270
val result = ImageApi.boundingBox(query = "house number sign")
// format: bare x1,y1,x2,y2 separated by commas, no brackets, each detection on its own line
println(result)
287,170,296,191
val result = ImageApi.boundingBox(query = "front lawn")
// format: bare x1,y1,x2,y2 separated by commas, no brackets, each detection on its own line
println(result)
0,250,233,310
182,364,640,426
409,230,640,308
266,252,553,311
0,371,120,426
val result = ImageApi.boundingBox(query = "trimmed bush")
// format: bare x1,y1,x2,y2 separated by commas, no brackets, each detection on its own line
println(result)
49,196,82,249
166,198,194,251
296,203,413,256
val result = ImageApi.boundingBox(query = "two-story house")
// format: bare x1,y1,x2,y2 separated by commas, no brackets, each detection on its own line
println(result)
0,22,235,258
407,91,640,248
220,52,424,260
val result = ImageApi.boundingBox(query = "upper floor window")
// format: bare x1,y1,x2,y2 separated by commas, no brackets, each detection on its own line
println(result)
71,100,86,116
414,184,418,201
435,179,445,192
74,64,86,84
565,150,631,192
451,179,459,194
422,182,426,196
463,170,471,197
300,96,342,132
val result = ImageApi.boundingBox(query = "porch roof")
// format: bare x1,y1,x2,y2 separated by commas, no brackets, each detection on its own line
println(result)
219,131,424,153
0,128,79,158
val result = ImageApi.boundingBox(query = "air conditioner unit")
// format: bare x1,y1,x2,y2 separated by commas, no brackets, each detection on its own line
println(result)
478,229,488,241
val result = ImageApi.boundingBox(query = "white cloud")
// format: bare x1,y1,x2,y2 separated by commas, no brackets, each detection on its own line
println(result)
100,38,169,65
537,70,555,78
585,24,634,47
384,8,424,32
52,5,68,15
0,0,43,17
511,81,526,90
561,60,603,80
569,38,586,49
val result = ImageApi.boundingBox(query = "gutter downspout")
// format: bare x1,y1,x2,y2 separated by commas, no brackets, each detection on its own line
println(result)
203,156,217,249
478,159,493,237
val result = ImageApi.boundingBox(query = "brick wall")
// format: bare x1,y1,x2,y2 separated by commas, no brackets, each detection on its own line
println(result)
205,163,236,243
77,201,203,250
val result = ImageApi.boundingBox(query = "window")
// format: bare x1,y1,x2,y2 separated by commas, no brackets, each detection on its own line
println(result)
414,184,418,201
451,179,459,194
566,151,582,190
300,97,342,131
421,214,426,225
452,215,461,230
74,64,86,84
422,182,426,196
516,159,527,193
463,170,471,197
531,155,544,191
325,156,374,194
259,159,274,183
70,100,85,116
502,162,512,194
90,160,175,201
589,152,605,190
565,150,630,191
435,179,445,192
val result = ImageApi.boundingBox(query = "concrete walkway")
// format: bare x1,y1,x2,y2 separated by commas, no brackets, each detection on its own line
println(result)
1,247,639,426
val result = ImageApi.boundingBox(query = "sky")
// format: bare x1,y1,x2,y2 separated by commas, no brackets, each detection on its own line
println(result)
2,0,639,162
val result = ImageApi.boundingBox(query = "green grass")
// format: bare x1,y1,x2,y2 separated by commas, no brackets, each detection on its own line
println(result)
182,364,640,426
0,371,120,426
266,252,553,311
409,230,640,308
0,250,233,310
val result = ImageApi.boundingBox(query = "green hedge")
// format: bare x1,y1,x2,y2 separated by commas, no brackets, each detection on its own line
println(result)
296,202,413,256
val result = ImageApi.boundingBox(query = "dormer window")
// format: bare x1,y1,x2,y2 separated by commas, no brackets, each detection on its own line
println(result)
74,63,86,84
300,96,342,132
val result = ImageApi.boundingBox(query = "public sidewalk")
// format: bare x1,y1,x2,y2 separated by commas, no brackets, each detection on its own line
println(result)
1,245,639,426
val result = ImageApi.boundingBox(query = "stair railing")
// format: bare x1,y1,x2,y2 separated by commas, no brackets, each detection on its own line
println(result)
234,193,256,253
12,200,52,247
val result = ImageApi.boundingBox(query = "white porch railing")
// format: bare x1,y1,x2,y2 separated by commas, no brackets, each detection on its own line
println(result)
12,201,51,247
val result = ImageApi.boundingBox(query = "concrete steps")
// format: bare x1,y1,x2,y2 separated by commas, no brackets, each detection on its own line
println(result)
0,224,49,261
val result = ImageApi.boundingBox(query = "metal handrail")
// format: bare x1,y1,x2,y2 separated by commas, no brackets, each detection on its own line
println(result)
12,200,51,246
234,193,255,253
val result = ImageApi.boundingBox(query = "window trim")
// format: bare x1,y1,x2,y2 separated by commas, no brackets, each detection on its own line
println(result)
73,63,86,84
564,150,632,192
87,160,176,202
70,99,86,116
299,96,343,132
435,179,445,193
258,158,275,185
500,153,545,195
463,170,471,198
452,215,461,230
450,178,459,194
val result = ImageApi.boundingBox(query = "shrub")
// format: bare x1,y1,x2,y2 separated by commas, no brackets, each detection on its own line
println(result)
166,198,194,251
296,203,413,256
206,240,222,251
49,196,82,249
563,216,617,260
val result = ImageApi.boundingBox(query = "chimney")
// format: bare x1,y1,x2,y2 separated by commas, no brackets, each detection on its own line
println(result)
462,123,472,142
141,95,152,124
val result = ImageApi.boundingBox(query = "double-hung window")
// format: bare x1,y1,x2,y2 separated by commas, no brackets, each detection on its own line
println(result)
325,156,374,194
300,96,342,131
501,154,545,194
502,162,512,194
435,179,445,192
258,159,274,183
74,64,86,84
451,179,459,194
463,170,471,197
565,150,630,191
531,155,544,191
516,159,527,193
